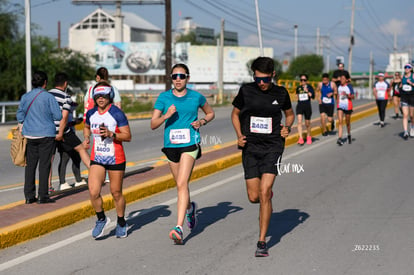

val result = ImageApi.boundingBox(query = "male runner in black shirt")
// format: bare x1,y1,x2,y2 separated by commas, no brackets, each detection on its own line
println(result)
231,57,295,257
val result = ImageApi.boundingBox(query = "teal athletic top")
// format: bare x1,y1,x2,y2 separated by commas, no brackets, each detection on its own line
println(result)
154,89,206,148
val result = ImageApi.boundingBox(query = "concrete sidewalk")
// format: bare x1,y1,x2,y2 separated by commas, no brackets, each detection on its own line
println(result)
0,102,380,249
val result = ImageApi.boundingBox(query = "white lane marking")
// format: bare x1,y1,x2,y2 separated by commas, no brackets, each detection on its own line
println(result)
0,120,376,271
0,173,244,271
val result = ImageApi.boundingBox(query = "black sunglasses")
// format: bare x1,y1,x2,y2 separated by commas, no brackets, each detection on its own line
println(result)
171,73,188,80
94,94,110,100
254,76,272,84
404,66,412,69
300,79,307,81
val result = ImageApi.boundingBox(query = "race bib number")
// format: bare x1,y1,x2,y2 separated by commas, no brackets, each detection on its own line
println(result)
250,116,272,134
402,84,413,92
94,139,114,157
339,93,349,109
377,90,386,99
322,97,332,104
170,129,190,144
299,93,309,101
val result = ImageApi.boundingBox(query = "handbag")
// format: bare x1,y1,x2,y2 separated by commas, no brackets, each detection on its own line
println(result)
10,90,43,166
10,127,27,166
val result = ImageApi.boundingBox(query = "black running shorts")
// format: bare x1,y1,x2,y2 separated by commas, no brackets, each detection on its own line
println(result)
161,144,201,163
90,161,126,171
242,150,282,179
319,104,334,117
296,103,312,120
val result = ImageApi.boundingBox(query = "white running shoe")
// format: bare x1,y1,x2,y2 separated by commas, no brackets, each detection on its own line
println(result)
74,179,87,187
410,127,414,137
60,182,73,190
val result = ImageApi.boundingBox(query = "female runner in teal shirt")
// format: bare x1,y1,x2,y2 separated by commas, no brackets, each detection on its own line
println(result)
151,64,215,244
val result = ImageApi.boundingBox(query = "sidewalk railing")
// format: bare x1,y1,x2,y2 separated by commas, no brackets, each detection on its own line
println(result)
0,101,19,124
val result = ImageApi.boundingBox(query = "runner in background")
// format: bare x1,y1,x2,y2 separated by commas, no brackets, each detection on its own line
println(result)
316,73,337,136
336,73,355,146
390,71,402,119
295,74,315,145
332,62,351,87
373,73,390,128
83,81,131,239
400,64,414,139
151,64,215,245
83,67,122,121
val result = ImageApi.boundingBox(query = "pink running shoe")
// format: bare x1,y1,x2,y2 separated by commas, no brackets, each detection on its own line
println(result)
297,137,304,145
306,136,312,144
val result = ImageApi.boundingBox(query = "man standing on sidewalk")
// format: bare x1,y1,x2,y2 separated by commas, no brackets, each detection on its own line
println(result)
231,57,294,257
49,73,90,191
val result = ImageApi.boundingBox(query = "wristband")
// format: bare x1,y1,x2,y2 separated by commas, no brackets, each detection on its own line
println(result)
200,118,208,125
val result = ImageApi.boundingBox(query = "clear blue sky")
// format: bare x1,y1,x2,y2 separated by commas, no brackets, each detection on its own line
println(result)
8,0,414,72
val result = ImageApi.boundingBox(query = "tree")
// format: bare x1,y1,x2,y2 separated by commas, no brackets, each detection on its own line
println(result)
246,58,283,80
175,32,201,45
0,1,95,100
288,54,324,78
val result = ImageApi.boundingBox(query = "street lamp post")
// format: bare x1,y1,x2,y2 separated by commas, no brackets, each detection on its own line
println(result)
25,0,32,92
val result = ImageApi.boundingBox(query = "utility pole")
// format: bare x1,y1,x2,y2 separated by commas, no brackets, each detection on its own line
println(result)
165,0,172,91
294,25,298,59
348,0,355,74
114,1,124,42
393,31,397,73
369,51,373,99
217,19,224,104
254,0,263,56
316,27,320,55
25,0,32,92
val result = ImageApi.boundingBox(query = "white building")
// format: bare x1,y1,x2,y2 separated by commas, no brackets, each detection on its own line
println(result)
386,52,410,73
69,8,163,56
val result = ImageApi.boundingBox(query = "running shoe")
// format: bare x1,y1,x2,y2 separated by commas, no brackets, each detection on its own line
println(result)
380,122,385,128
348,135,352,144
255,241,269,257
185,201,198,230
410,127,414,137
59,182,72,191
74,179,87,187
48,186,55,194
115,223,128,238
306,136,312,145
331,120,335,131
322,131,328,137
92,217,111,239
297,137,304,145
337,138,344,146
169,226,183,245
403,131,409,140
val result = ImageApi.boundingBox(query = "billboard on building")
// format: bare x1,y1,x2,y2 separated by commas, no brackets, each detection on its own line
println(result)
95,41,273,83
188,46,273,83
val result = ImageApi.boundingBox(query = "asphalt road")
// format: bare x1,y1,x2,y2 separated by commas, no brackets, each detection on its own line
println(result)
1,112,413,274
0,99,371,205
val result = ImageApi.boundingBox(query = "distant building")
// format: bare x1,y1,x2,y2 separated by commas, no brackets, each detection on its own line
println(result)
69,8,163,56
386,52,410,73
175,16,238,46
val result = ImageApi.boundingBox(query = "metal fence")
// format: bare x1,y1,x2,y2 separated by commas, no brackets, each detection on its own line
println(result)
0,101,19,124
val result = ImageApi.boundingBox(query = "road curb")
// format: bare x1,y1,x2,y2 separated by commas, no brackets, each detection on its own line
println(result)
0,104,381,249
